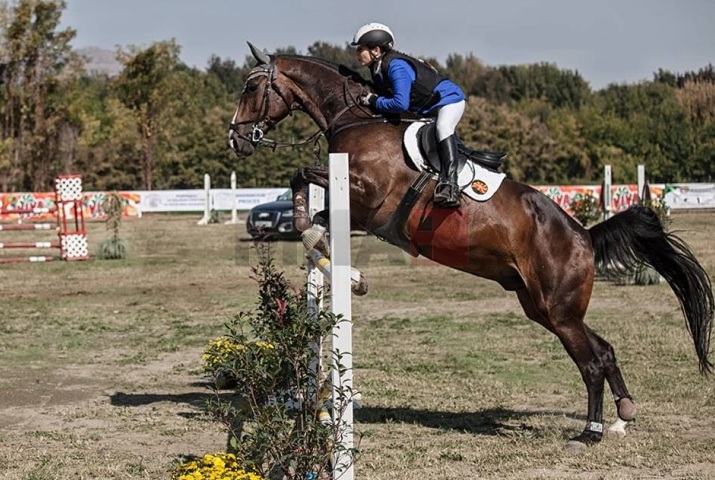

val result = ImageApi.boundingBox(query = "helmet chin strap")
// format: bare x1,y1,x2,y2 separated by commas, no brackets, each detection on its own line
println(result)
370,50,384,74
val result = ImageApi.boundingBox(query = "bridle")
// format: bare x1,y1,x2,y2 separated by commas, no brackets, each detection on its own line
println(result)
228,59,298,150
228,56,384,156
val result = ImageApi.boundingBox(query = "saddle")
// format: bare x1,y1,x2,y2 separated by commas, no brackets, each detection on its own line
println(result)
415,122,506,173
403,121,507,202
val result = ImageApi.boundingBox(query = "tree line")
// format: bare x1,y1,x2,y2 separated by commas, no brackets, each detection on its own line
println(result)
1,0,714,193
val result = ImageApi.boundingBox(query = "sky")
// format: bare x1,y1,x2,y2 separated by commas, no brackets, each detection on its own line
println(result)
61,0,715,90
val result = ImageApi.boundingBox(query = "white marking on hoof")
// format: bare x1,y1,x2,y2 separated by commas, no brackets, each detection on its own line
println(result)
607,418,628,437
301,225,326,251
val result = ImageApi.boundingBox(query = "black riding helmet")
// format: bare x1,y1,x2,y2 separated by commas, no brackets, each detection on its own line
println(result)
351,23,395,50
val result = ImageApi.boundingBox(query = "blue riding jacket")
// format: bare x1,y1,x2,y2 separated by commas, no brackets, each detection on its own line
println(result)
372,53,465,116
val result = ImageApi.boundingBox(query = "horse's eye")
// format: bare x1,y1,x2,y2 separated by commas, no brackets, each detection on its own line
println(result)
246,83,259,93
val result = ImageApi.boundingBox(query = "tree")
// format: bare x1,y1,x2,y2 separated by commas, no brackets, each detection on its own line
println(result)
206,54,250,98
595,82,694,182
307,41,362,71
114,40,182,190
0,0,82,191
676,80,715,180
497,63,591,109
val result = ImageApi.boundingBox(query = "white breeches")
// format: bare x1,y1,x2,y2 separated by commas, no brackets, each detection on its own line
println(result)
435,100,465,141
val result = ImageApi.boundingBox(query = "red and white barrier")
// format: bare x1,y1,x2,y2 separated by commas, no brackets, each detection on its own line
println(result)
0,175,88,264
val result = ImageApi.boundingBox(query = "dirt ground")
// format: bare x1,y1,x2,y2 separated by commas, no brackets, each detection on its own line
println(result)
1,212,715,479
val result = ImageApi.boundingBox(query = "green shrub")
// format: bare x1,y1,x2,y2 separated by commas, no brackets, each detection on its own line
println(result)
203,244,355,480
98,236,129,260
98,192,128,260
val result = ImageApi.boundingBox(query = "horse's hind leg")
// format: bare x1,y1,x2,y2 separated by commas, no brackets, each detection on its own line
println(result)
586,327,637,436
516,288,607,448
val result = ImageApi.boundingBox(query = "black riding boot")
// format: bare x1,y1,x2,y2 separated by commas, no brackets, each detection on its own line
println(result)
434,134,460,208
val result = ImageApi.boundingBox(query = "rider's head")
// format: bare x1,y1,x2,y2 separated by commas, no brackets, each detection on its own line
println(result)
351,23,394,66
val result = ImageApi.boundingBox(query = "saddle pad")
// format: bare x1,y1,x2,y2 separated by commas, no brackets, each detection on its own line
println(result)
404,122,506,202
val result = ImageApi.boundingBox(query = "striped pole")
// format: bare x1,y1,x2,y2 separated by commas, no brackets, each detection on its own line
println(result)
0,224,58,231
0,241,60,249
306,248,367,296
0,256,55,264
0,207,57,215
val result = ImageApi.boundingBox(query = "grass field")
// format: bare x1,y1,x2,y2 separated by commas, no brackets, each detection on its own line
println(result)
1,211,714,479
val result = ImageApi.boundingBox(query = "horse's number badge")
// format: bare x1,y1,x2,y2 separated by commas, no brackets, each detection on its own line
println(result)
471,180,488,195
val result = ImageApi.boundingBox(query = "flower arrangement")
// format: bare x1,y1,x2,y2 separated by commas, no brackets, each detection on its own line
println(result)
171,453,262,480
202,337,277,390
569,193,602,226
640,196,670,228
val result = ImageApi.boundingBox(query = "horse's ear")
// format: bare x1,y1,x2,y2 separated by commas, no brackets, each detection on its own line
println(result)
247,41,271,65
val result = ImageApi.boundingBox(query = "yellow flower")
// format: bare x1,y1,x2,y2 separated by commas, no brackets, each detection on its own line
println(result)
202,337,278,371
171,452,263,480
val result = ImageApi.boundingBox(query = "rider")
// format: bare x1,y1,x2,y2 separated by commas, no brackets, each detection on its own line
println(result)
352,22,466,208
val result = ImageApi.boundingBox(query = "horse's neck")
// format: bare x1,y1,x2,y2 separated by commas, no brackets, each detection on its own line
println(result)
281,58,357,130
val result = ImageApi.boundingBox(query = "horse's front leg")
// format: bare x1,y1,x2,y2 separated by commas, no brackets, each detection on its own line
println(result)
291,165,329,232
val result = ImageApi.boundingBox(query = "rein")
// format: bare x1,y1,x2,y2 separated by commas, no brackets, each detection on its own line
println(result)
229,58,409,160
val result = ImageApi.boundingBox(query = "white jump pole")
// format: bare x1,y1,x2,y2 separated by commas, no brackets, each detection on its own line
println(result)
603,165,612,220
197,173,211,225
306,183,327,424
306,184,326,313
637,164,646,201
225,171,240,225
328,153,354,480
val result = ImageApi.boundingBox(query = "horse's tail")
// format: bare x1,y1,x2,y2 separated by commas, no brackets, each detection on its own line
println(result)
589,205,714,374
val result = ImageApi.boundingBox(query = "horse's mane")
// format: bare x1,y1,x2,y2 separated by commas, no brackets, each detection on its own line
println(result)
276,54,372,88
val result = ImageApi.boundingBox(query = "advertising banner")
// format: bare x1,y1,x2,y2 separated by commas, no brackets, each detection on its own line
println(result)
4,183,712,222
534,184,665,214
138,188,287,213
664,184,715,209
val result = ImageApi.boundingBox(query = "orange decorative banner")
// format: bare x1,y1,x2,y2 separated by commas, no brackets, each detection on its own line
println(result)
0,192,140,220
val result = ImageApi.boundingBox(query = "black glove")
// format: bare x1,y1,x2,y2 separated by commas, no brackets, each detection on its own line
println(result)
359,93,378,108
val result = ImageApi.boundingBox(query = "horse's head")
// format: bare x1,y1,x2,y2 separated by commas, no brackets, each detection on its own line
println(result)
228,43,297,157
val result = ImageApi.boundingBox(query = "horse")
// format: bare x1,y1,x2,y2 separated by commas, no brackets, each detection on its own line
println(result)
228,43,714,449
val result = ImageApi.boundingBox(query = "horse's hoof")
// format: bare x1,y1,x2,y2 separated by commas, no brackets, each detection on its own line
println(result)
566,428,602,450
352,272,369,296
564,440,588,452
607,418,628,437
617,397,637,421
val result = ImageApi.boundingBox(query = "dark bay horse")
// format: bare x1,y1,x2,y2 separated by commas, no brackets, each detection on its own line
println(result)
228,44,714,448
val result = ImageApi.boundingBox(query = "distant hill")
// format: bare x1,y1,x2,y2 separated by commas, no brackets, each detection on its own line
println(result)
76,46,123,77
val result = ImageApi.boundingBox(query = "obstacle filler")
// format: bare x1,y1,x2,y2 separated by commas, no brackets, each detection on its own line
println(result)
0,175,88,264
304,153,361,480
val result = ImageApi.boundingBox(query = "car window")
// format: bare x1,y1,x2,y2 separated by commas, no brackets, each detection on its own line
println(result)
277,189,291,201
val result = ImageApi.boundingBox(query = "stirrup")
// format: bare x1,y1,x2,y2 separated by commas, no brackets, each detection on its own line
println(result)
434,182,460,208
